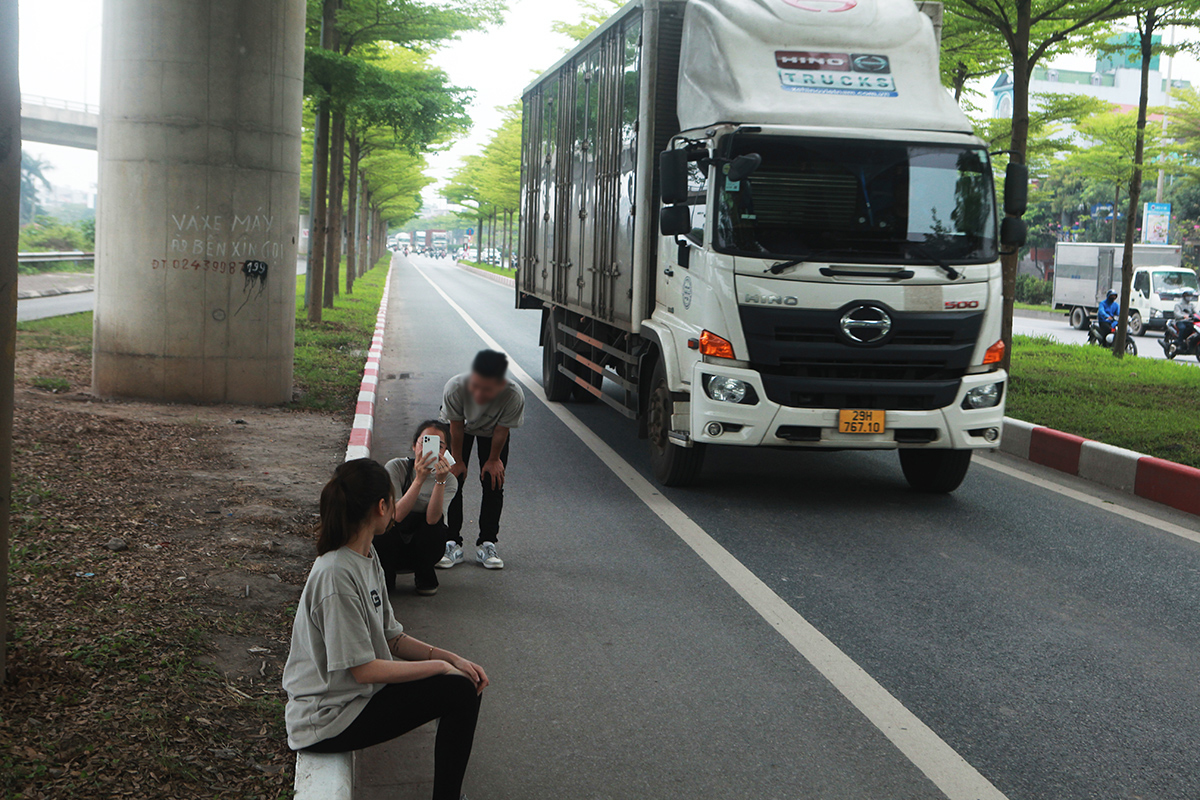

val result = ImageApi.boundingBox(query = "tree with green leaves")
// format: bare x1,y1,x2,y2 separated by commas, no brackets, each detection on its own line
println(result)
302,0,500,318
1067,109,1162,242
1107,5,1200,358
939,9,1009,104
941,0,1145,368
552,0,621,43
18,151,51,227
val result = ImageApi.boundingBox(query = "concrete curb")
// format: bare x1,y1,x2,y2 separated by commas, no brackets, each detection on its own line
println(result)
1013,308,1066,322
456,260,515,288
294,264,393,800
17,284,94,300
1000,416,1200,516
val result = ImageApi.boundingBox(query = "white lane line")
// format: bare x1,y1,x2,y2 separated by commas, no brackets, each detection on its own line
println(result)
976,456,1200,546
409,263,1007,800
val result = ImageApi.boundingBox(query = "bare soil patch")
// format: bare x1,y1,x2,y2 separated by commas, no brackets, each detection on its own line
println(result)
2,344,348,799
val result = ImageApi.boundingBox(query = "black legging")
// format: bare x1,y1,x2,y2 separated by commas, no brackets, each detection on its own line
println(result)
304,675,482,800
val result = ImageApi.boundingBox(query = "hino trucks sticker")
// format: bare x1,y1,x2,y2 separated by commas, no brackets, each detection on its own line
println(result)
776,51,898,97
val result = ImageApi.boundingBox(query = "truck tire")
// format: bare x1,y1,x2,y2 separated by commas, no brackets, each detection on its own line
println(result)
899,449,972,494
542,311,573,402
646,358,705,486
1129,311,1143,337
1070,307,1088,330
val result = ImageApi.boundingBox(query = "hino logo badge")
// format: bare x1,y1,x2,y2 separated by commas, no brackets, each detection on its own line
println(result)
744,293,799,307
840,305,893,344
776,50,897,97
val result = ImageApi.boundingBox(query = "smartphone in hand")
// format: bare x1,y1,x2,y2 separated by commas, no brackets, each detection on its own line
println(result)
421,435,441,470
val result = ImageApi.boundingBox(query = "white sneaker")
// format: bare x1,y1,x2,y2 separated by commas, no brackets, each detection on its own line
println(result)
476,542,504,570
436,541,464,569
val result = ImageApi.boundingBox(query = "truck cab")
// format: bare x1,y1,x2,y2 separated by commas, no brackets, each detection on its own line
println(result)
652,122,1008,478
1129,266,1199,334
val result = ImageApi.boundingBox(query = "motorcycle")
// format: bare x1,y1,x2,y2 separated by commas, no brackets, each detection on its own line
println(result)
1160,311,1200,361
1088,317,1138,356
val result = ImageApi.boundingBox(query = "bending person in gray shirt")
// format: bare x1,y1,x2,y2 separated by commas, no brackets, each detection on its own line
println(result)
438,350,525,571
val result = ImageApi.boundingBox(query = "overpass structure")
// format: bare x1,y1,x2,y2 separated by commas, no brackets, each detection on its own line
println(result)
21,94,99,150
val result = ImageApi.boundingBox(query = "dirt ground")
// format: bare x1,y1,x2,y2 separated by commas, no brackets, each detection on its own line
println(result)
2,345,350,798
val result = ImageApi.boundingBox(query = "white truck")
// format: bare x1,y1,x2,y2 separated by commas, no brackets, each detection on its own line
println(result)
1051,241,1193,335
517,0,1027,491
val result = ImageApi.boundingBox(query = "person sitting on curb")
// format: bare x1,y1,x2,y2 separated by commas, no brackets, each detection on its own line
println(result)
375,420,459,597
438,350,525,571
283,458,488,800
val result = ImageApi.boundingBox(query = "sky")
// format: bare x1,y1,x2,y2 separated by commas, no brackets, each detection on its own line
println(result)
16,0,1200,211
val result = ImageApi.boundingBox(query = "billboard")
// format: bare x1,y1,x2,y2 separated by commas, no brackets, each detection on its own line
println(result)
1142,202,1171,244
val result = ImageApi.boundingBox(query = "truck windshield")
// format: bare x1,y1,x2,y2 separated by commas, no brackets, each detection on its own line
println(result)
715,135,998,266
1153,271,1198,294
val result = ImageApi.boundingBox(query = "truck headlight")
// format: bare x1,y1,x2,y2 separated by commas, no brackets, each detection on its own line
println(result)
1151,308,1162,318
705,375,756,404
962,383,1003,410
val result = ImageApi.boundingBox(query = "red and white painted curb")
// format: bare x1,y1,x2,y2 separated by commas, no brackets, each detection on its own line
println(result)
1001,417,1200,516
296,268,394,800
345,267,392,462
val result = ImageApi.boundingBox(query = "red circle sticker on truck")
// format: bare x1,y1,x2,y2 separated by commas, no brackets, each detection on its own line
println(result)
782,0,858,11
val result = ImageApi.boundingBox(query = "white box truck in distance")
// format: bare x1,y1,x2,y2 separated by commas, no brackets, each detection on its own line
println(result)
517,0,1028,491
1051,242,1190,334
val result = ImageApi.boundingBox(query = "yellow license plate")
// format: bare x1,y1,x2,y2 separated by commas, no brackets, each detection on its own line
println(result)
839,409,886,434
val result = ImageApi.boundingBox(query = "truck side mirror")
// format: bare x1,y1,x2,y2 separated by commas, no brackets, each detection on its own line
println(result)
660,204,691,237
1004,162,1028,217
1000,216,1027,248
727,153,762,182
660,150,689,205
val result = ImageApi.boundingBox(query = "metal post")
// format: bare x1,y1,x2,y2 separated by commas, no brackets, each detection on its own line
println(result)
0,0,20,683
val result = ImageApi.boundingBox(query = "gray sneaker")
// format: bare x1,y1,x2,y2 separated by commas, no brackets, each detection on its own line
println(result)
436,541,464,569
476,542,504,569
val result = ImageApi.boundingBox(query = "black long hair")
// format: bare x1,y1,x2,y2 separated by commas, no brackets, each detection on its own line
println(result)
411,419,451,447
317,459,394,555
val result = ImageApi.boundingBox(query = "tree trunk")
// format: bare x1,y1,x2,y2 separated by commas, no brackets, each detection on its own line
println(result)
1113,8,1158,359
345,135,359,294
360,189,371,274
476,212,483,263
307,100,330,323
323,112,345,307
307,0,339,322
999,0,1033,373
0,0,20,684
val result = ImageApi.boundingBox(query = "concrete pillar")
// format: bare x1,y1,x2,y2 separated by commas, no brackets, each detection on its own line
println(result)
94,0,305,404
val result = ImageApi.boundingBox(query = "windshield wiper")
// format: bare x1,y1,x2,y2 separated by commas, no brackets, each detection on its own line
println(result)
874,239,961,280
765,249,840,274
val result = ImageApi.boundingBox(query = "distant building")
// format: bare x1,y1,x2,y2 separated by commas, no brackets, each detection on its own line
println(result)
992,33,1190,119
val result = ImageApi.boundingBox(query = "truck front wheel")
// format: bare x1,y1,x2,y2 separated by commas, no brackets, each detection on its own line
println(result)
899,449,972,493
646,358,705,487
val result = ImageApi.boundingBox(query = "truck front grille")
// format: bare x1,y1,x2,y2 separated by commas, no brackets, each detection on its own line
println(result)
739,305,983,411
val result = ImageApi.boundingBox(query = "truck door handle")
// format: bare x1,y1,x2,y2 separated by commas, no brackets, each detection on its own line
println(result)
663,266,675,278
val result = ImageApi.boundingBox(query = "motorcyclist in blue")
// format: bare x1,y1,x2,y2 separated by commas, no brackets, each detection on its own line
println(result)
1097,290,1120,346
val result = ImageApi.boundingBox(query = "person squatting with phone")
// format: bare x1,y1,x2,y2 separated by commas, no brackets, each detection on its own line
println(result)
439,350,525,571
283,459,487,800
375,420,459,596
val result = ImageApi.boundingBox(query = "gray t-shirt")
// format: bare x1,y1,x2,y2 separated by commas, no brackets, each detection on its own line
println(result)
282,545,404,750
385,457,458,521
441,372,525,437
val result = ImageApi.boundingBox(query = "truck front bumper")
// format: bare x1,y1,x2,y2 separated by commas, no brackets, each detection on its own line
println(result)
689,362,1007,450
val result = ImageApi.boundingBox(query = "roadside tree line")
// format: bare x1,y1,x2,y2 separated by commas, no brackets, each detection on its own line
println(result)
301,0,504,322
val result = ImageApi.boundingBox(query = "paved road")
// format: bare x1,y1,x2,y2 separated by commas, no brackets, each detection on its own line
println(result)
365,253,1200,800
16,258,312,323
1014,313,1198,363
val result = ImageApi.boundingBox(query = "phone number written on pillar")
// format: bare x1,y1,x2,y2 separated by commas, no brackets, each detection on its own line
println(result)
152,259,242,273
